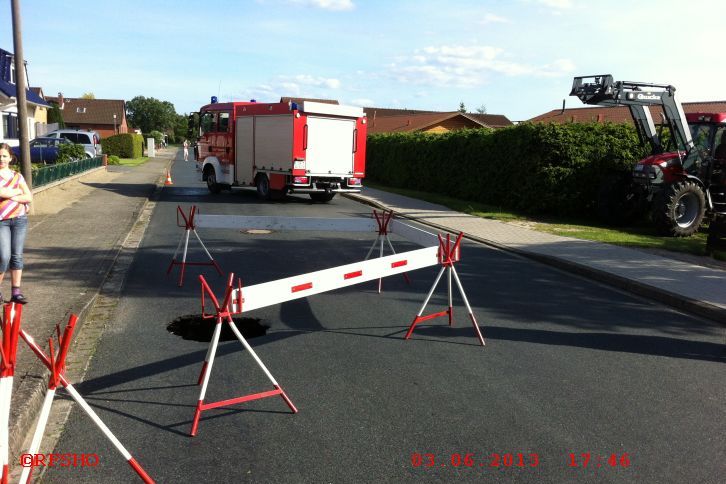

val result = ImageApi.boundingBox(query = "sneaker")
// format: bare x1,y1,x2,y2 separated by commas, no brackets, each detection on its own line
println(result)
10,294,27,305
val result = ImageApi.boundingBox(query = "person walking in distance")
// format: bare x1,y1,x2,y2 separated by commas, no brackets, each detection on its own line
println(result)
0,143,32,304
183,139,190,161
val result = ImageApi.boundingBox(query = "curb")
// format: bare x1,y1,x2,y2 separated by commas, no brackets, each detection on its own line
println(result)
8,157,173,467
344,193,726,326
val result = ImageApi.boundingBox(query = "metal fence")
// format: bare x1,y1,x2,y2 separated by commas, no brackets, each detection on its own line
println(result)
32,156,104,189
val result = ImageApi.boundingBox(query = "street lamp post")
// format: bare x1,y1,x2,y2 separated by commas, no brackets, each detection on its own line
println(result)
113,114,117,134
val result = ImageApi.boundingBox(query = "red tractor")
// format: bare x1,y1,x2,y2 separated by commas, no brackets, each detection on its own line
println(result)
571,75,726,237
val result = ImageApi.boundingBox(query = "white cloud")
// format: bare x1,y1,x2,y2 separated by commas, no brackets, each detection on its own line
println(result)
480,13,509,24
535,0,573,8
233,74,342,101
289,0,355,11
391,45,575,87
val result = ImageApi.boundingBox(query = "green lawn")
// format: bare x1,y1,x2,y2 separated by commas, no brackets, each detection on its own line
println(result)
363,180,724,260
118,157,149,167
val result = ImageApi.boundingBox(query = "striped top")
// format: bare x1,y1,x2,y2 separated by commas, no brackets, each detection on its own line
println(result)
0,170,28,220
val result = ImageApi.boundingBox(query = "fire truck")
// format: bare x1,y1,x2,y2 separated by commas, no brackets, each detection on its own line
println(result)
191,98,367,202
571,75,726,236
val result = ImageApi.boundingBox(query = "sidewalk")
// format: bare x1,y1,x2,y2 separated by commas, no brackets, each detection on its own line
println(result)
7,151,174,461
345,187,726,325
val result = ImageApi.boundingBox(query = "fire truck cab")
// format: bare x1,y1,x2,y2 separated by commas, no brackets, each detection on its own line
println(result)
192,98,367,202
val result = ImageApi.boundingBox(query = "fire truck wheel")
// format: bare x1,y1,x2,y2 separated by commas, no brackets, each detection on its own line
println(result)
205,166,222,194
652,180,706,236
256,175,271,200
309,192,336,203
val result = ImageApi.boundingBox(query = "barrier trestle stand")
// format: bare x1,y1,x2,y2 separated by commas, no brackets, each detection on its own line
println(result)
20,323,155,483
190,273,298,437
19,315,77,484
363,210,411,293
404,233,486,346
167,205,223,287
0,303,22,484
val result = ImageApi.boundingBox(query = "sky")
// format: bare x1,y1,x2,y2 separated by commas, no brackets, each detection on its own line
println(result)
2,0,725,121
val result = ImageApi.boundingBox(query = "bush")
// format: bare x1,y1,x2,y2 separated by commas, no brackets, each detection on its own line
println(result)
366,123,648,218
149,130,164,146
57,143,86,163
101,133,143,158
107,155,121,165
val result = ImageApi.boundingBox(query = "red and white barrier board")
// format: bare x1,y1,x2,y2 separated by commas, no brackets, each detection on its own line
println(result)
230,246,439,312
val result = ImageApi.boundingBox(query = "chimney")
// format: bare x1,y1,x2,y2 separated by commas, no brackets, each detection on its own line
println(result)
57,92,64,110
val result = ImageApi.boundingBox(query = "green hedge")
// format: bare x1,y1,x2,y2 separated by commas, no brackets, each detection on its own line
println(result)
57,143,86,163
366,123,648,217
101,133,143,158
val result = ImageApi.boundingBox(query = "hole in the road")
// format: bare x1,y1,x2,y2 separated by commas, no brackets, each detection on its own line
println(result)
167,315,268,342
243,229,273,234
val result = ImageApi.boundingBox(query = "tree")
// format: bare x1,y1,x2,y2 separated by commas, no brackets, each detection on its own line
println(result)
47,102,65,128
476,104,487,114
81,92,96,99
126,96,177,134
173,113,190,142
458,102,466,113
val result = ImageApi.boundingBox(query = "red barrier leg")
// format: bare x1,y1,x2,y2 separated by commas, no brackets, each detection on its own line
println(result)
20,327,155,483
405,233,485,346
167,206,224,287
0,303,22,484
364,210,411,292
190,275,297,437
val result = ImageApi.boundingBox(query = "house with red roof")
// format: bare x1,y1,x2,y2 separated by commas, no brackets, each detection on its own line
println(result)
45,94,128,139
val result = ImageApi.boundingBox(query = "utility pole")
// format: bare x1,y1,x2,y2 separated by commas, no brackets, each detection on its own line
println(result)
11,0,33,188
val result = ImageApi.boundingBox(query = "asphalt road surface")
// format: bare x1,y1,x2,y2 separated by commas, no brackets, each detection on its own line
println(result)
38,160,724,483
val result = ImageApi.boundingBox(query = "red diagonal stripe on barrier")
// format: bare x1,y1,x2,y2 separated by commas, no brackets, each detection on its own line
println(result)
291,282,313,293
391,260,408,268
344,270,363,280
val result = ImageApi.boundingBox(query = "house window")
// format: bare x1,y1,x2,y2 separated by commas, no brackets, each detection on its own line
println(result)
76,107,86,113
2,113,19,139
9,59,15,85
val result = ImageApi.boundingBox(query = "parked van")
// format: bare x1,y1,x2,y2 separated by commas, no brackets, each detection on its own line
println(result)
44,129,102,158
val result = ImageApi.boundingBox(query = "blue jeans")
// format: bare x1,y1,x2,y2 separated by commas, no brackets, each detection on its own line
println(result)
0,215,28,273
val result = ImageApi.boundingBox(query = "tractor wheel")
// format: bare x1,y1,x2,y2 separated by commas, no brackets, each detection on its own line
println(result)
205,166,221,194
309,192,336,203
256,174,271,200
651,180,706,236
597,173,643,225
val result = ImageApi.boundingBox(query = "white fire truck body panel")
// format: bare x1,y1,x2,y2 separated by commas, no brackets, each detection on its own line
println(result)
234,117,254,186
300,101,363,118
305,116,355,176
253,115,294,172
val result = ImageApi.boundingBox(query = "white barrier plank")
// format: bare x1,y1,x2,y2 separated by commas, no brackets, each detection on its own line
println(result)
197,215,379,232
389,220,440,247
232,246,439,312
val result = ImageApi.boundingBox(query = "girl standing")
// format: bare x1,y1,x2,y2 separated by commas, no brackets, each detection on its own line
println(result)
0,143,32,304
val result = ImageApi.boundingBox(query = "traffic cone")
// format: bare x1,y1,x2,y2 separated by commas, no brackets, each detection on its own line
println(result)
165,169,173,186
